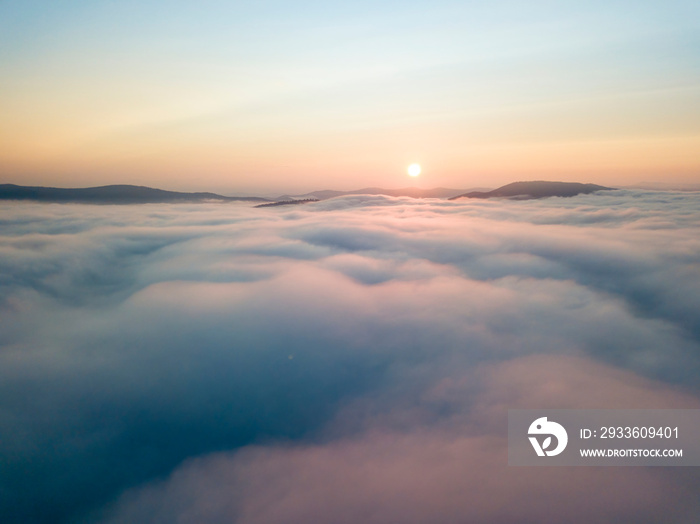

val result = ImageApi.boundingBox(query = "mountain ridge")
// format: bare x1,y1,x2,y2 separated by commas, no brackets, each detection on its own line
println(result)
0,184,269,204
449,181,614,200
0,181,616,205
276,187,485,201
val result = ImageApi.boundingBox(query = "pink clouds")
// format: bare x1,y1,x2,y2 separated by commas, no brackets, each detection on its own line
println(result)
0,191,699,522
100,354,700,524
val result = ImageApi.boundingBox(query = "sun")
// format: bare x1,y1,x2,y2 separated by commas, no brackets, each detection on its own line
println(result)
408,163,421,177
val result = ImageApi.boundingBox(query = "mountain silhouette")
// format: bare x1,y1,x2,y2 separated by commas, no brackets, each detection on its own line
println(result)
255,199,319,208
276,187,482,201
0,184,269,204
449,181,614,200
1,181,615,205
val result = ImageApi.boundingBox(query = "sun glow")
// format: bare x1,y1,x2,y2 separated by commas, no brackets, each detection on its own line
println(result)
408,164,421,177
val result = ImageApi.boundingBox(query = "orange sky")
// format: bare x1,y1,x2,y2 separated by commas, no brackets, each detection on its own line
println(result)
1,1,699,194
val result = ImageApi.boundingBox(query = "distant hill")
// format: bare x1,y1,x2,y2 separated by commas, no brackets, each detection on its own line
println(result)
255,198,319,208
276,187,481,201
0,184,269,204
449,181,614,200
0,181,615,205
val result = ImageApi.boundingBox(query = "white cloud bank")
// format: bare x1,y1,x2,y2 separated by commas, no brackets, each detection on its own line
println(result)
0,190,699,523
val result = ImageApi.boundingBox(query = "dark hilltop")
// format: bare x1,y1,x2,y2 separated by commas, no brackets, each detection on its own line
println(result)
449,181,614,200
276,187,475,200
0,184,269,204
0,181,616,206
255,198,319,208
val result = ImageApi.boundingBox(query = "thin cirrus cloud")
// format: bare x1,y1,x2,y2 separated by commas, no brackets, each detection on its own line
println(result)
0,190,699,523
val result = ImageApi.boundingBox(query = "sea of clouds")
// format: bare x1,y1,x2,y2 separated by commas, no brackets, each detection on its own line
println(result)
1,190,699,523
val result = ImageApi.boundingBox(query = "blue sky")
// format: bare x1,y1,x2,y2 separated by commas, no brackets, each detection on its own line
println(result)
1,0,699,192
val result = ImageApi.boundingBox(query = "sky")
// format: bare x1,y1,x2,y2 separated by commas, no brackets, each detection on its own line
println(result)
1,191,700,523
1,0,699,194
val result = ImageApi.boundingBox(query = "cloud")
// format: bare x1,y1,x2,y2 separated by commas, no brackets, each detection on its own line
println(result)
0,191,699,523
97,355,700,524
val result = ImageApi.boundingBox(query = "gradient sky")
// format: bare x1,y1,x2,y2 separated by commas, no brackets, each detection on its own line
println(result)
1,0,699,194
